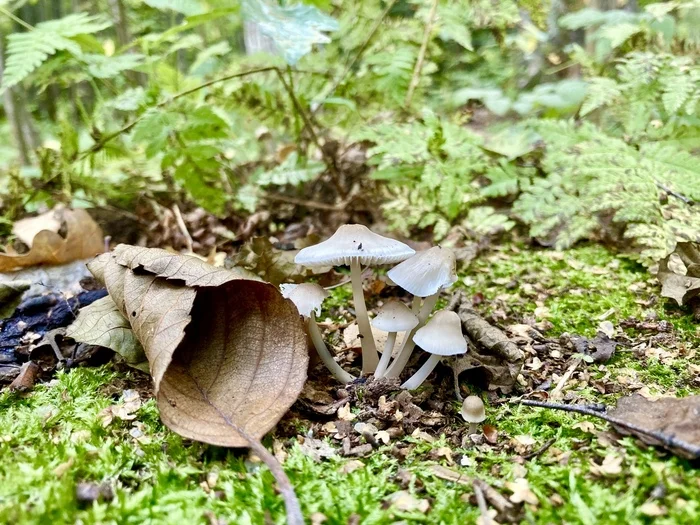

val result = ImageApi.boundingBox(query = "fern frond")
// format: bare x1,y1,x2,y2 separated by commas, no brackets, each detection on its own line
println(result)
1,13,111,92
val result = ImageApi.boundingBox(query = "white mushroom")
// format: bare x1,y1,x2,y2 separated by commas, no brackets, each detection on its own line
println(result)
384,247,457,378
371,301,419,378
460,395,486,435
295,225,415,374
401,310,467,390
281,283,355,384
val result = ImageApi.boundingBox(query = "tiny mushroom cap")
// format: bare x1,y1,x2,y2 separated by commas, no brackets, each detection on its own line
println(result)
294,224,415,267
280,283,328,318
371,300,419,332
412,310,467,356
460,396,486,423
387,246,457,297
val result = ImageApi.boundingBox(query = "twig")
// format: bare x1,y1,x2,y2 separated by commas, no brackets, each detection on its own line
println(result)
276,68,345,198
80,67,278,157
473,479,492,525
404,0,439,107
550,356,581,400
311,0,399,114
656,181,695,206
521,437,557,460
199,387,304,525
519,399,700,458
263,192,352,211
172,204,193,254
0,6,34,31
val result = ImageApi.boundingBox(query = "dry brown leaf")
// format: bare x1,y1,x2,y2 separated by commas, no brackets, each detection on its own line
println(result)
12,207,62,248
0,209,104,272
607,394,700,459
656,242,700,306
86,244,308,448
0,280,30,319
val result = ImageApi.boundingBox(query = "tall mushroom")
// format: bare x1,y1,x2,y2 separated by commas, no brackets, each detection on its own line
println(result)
281,283,355,384
384,246,457,378
295,225,415,374
371,300,419,378
401,310,467,390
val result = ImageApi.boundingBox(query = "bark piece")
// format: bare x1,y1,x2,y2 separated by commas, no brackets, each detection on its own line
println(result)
448,292,524,393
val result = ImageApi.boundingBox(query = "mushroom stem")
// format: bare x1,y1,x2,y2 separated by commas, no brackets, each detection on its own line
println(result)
410,295,422,313
467,422,478,435
308,314,355,384
374,332,397,378
400,354,441,390
384,292,439,378
350,259,379,374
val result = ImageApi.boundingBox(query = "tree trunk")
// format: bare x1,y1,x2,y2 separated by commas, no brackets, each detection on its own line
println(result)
0,35,31,165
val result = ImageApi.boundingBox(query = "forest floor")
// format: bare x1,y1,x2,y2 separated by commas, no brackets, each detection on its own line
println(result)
1,243,699,524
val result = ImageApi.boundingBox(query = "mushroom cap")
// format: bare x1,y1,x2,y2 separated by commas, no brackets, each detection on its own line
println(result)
371,300,419,332
387,246,457,297
460,395,486,423
280,283,328,318
412,310,467,356
294,224,415,268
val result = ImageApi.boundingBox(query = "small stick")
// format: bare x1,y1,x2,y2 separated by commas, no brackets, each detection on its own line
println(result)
473,479,492,525
263,192,352,211
519,399,700,458
656,181,694,206
550,356,581,400
521,437,557,461
172,204,193,254
404,0,439,107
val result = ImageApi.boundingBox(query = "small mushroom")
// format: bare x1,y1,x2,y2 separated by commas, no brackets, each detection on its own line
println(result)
281,283,355,384
401,310,467,390
371,300,419,378
295,225,415,374
460,396,486,435
384,247,457,378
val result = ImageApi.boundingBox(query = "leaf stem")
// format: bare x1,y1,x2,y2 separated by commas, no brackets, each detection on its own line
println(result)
404,0,439,107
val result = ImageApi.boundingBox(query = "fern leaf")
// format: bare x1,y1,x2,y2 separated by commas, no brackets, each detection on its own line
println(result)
579,77,621,116
142,0,204,15
1,13,111,93
256,153,324,186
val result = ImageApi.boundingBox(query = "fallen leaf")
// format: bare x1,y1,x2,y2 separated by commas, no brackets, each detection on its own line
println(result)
607,394,700,459
230,236,317,286
589,453,623,477
298,437,337,461
339,459,365,474
657,243,700,306
0,209,104,272
12,207,63,248
640,502,666,517
84,244,308,447
66,296,148,371
0,280,30,319
338,403,356,421
505,478,538,505
386,490,430,512
427,465,472,485
482,424,498,444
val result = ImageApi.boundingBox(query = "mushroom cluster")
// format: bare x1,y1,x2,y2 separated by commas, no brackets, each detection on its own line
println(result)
285,224,467,389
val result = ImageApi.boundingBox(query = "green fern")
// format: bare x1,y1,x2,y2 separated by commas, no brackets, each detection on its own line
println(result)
0,13,111,93
256,153,324,187
514,120,700,262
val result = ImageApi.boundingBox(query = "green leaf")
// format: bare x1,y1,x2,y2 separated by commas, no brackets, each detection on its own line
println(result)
142,0,204,16
256,152,324,186
132,109,179,159
83,53,144,79
242,0,338,65
483,127,540,159
1,13,112,93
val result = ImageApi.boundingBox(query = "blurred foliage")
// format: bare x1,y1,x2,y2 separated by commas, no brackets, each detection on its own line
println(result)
0,0,698,262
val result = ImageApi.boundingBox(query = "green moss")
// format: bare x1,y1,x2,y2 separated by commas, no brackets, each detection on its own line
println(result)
2,244,700,524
